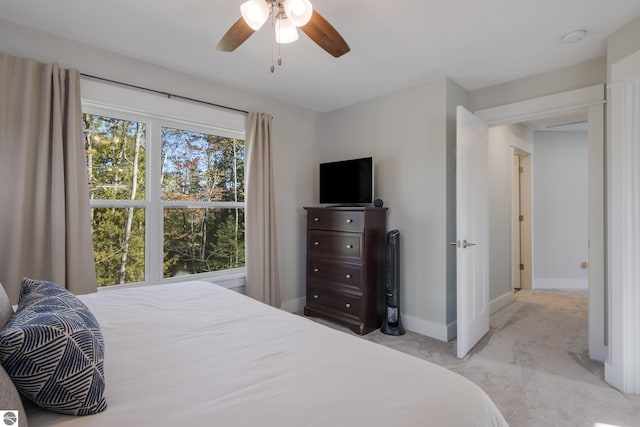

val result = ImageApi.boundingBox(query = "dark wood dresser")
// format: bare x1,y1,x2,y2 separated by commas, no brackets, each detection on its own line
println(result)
303,206,387,335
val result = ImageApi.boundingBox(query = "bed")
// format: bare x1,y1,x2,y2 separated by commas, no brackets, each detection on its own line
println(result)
2,280,508,426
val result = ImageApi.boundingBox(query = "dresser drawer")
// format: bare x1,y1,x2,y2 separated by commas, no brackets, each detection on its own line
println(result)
307,258,363,291
308,231,362,260
303,206,387,335
307,209,365,232
307,286,361,319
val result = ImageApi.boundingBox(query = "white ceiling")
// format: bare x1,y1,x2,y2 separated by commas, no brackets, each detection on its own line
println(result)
1,0,639,112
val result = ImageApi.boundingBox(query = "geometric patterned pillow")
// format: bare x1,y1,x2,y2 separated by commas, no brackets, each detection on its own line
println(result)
0,278,107,415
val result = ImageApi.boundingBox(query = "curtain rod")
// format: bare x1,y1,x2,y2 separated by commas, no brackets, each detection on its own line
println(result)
79,73,249,115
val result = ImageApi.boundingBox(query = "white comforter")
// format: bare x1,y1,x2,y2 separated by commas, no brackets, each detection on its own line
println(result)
27,281,508,426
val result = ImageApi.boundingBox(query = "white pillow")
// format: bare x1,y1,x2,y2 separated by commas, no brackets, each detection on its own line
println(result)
0,282,14,330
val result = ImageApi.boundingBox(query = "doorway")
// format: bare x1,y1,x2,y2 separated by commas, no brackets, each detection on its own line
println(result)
511,125,590,293
512,150,532,291
476,84,606,362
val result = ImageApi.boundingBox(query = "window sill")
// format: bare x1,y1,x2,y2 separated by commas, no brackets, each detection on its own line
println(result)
96,267,246,293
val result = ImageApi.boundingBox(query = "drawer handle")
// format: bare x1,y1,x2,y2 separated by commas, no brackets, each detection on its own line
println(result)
313,217,320,222
346,244,353,249
313,268,319,273
313,294,319,299
346,219,353,223
345,303,351,309
345,274,352,279
314,241,320,246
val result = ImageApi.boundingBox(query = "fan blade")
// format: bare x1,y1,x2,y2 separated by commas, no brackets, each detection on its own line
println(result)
217,17,255,52
300,10,350,58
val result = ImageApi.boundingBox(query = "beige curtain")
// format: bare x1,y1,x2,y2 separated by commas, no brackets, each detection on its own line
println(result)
0,54,97,303
245,112,280,307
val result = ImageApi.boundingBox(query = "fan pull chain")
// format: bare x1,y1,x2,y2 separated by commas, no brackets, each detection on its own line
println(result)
270,10,275,73
270,35,274,72
269,2,285,73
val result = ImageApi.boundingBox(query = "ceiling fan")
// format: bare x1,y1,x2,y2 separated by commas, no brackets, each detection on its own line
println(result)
217,0,350,71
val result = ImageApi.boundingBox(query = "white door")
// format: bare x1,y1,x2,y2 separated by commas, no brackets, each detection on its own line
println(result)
517,153,533,290
605,48,640,393
455,106,490,359
512,153,521,290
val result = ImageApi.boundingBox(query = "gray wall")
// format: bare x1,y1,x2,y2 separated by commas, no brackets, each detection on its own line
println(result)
607,16,640,70
487,124,531,306
470,57,606,111
318,78,470,340
532,131,589,290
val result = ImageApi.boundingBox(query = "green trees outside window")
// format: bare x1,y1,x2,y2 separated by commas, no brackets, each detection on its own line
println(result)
161,127,245,278
84,113,245,287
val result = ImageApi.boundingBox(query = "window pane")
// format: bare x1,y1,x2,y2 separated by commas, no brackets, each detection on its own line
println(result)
83,114,146,200
91,207,145,287
163,208,245,277
161,128,244,202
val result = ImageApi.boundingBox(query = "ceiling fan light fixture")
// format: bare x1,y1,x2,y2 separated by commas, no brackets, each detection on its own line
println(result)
217,0,350,71
284,0,313,27
240,0,270,31
275,17,299,44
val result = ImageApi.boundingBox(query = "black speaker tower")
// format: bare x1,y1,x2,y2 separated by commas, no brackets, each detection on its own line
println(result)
381,229,405,335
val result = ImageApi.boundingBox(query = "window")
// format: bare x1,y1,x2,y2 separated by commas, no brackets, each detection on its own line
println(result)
83,110,245,287
161,126,245,278
84,114,147,287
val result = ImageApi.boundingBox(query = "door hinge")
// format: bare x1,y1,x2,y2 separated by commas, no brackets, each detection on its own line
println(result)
520,264,525,271
519,215,524,222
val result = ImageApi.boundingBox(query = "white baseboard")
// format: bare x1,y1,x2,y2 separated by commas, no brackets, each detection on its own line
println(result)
402,314,449,342
490,291,515,314
281,293,514,341
281,300,452,342
534,278,588,290
589,342,607,363
446,321,457,341
605,361,623,393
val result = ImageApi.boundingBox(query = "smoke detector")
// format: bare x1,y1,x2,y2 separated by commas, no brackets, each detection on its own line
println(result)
562,29,587,43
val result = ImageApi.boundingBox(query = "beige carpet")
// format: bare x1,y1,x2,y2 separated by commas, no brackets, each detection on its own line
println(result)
308,290,640,427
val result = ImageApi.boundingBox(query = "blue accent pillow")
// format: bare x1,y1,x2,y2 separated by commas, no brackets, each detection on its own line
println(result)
0,279,107,416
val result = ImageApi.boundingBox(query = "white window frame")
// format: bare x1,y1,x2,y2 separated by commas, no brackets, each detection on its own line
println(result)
81,79,247,289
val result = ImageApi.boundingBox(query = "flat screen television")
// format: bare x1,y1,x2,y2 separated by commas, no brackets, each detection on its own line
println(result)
319,157,373,205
